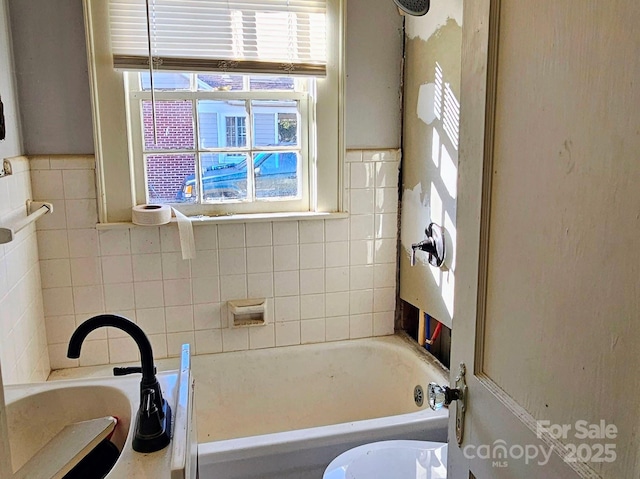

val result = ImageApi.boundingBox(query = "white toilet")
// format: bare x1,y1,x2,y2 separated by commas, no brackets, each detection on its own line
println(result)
323,440,447,479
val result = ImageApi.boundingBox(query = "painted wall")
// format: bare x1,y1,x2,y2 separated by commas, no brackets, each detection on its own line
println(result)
0,0,22,159
346,0,403,148
8,0,403,153
7,0,93,155
398,2,462,328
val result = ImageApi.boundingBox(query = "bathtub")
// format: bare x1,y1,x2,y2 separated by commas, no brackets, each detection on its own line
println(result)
48,333,449,479
192,334,449,479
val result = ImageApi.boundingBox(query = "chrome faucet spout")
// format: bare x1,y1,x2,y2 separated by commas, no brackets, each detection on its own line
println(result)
67,314,172,453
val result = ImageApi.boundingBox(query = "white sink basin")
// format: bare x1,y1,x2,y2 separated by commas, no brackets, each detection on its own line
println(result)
5,382,133,474
3,342,195,479
323,440,447,479
3,366,194,479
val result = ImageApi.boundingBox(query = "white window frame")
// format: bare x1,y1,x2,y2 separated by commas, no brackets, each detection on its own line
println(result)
83,0,344,223
127,77,310,213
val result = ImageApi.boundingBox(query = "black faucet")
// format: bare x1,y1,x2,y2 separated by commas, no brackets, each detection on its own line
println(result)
67,314,172,453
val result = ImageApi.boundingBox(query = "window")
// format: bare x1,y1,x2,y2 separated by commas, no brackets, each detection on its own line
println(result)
225,117,246,148
84,0,343,222
128,72,308,208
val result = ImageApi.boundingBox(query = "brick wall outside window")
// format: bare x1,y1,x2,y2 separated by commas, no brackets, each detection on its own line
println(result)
146,154,195,202
143,101,196,202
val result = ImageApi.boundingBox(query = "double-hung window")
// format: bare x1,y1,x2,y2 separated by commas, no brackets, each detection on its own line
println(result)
84,0,344,222
127,72,311,211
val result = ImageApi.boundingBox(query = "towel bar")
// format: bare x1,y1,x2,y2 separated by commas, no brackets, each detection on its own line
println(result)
0,200,53,245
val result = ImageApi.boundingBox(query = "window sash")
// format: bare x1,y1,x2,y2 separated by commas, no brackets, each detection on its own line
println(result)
109,0,327,76
127,73,311,213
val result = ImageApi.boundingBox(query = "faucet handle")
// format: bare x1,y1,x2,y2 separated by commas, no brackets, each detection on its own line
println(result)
410,223,446,268
113,366,157,376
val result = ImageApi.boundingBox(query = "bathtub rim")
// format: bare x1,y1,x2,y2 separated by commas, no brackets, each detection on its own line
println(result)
198,403,449,463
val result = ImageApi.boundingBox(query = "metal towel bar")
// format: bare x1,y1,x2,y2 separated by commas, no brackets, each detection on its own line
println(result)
0,200,53,244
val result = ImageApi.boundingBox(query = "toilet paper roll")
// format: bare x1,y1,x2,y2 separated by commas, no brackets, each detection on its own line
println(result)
132,204,172,226
173,207,196,260
131,204,196,260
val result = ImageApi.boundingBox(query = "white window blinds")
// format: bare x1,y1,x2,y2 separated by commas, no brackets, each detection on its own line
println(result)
109,0,327,76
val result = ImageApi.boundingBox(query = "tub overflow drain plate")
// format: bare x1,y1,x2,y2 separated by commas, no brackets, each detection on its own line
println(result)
414,385,424,407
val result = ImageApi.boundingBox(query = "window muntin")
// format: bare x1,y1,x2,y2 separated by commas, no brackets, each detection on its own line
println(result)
128,73,309,210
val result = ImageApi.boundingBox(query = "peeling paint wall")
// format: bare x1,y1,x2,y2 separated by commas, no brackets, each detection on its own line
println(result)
399,2,462,327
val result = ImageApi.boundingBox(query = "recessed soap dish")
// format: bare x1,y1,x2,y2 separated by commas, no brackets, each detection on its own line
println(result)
228,298,267,327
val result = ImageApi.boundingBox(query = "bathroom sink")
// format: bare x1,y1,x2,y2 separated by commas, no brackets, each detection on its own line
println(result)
3,345,195,479
5,382,133,475
323,440,447,479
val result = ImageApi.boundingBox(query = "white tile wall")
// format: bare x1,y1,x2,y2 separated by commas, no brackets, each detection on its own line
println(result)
30,150,400,369
0,156,50,384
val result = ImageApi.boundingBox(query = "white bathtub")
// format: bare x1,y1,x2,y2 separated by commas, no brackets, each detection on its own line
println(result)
192,334,449,479
48,333,449,479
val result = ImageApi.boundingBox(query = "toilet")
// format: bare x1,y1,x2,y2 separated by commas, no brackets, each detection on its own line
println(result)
323,440,447,479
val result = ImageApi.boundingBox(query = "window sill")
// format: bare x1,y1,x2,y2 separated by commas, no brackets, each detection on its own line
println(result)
95,211,349,230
